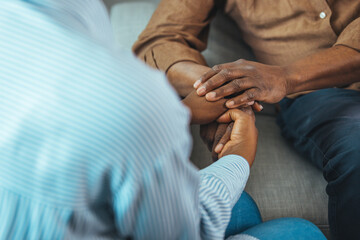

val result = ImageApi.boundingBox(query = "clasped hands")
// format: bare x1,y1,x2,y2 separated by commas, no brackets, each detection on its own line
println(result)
182,59,289,162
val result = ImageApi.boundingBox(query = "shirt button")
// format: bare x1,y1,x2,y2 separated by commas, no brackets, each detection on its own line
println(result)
319,12,327,19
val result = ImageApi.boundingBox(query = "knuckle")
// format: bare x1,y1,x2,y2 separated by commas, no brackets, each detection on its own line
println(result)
219,69,231,78
212,65,221,71
236,59,246,64
246,90,256,100
231,79,243,91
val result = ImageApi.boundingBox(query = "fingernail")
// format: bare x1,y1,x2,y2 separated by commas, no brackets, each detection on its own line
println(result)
197,87,206,95
206,92,216,100
226,101,234,108
215,144,223,153
193,80,201,88
259,105,264,111
247,101,255,105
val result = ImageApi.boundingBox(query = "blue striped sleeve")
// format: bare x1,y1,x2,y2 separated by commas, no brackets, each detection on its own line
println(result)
198,155,250,239
0,1,251,239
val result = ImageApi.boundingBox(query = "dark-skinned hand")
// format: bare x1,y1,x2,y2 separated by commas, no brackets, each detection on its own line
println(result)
200,123,233,161
217,108,258,167
182,89,228,125
193,59,289,108
200,103,262,161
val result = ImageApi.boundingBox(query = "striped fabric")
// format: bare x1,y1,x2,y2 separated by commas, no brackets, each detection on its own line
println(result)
0,0,250,239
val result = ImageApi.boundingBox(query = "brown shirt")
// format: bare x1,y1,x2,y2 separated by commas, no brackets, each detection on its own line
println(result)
133,0,360,94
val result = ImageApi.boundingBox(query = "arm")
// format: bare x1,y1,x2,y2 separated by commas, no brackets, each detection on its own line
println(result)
112,92,256,239
132,0,217,96
168,61,211,97
285,45,360,95
197,109,258,238
194,15,360,107
194,45,360,108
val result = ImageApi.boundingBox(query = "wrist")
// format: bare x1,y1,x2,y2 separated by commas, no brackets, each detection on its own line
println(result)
167,61,211,97
282,64,301,95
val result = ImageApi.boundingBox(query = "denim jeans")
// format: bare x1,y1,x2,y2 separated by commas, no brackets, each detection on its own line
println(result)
277,88,360,240
226,192,326,240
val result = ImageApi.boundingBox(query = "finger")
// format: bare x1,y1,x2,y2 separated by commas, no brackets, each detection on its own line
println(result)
211,123,228,161
226,88,262,108
200,122,218,151
239,107,256,124
199,69,240,96
212,123,228,149
194,59,251,89
205,78,253,101
217,109,251,123
251,102,264,112
214,122,234,153
195,62,242,89
194,69,218,89
197,69,236,96
217,109,255,145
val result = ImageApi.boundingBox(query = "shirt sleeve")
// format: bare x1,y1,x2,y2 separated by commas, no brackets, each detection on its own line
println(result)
112,151,250,240
198,155,250,239
334,17,360,52
132,0,218,72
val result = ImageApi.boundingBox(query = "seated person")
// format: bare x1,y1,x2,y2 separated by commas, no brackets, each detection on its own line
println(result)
0,0,326,239
133,0,360,239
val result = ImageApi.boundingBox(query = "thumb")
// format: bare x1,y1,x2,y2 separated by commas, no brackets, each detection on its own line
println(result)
217,109,246,123
217,108,254,123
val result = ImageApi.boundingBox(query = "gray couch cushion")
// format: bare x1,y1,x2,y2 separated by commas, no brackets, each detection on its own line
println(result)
107,0,330,238
108,0,160,50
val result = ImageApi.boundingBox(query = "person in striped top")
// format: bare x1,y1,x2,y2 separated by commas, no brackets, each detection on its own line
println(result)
0,0,326,239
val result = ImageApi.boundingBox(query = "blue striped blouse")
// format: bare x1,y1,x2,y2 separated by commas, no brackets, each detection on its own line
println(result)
0,1,250,239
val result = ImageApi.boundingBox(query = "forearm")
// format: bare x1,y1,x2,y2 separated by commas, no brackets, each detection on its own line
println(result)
181,89,228,124
285,45,360,95
167,61,211,97
132,0,214,82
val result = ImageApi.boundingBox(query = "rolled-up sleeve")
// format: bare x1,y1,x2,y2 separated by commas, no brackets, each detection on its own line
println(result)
334,17,360,52
132,0,217,72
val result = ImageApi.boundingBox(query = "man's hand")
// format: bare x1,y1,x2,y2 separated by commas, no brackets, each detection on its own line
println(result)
217,108,258,167
182,90,227,124
193,59,288,108
200,122,233,161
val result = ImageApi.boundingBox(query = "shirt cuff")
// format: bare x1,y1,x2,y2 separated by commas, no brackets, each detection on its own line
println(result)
200,155,250,206
143,42,207,72
334,17,360,52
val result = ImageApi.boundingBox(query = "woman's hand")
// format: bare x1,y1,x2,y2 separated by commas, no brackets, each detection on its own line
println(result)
217,108,258,167
200,122,233,161
193,59,289,108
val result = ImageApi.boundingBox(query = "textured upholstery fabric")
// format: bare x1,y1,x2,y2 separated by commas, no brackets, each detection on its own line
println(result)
107,0,330,238
109,0,160,50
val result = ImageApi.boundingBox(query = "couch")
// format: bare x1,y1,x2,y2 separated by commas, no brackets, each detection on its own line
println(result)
105,0,330,238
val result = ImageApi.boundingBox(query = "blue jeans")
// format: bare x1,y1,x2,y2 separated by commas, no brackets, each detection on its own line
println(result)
226,192,326,239
277,88,360,240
